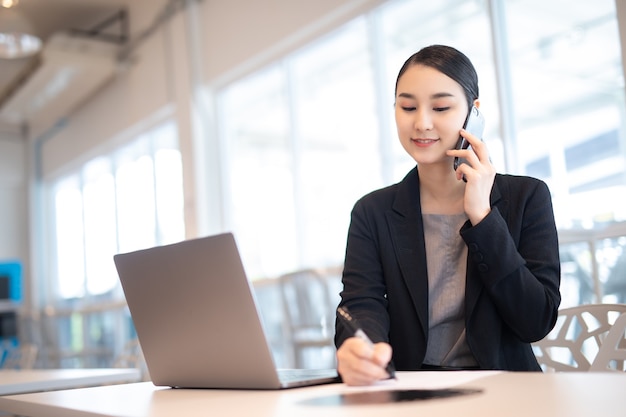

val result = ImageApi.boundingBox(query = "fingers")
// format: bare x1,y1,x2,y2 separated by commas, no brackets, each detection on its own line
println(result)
337,338,393,386
446,129,496,224
372,342,392,366
459,128,484,152
449,129,487,163
447,129,492,179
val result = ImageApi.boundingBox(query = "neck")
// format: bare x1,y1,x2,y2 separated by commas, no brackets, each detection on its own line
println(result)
417,164,465,215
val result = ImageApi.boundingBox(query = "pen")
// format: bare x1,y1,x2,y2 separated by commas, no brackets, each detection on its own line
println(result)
337,306,396,379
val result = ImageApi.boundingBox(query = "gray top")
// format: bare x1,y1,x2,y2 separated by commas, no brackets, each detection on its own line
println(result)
422,213,478,367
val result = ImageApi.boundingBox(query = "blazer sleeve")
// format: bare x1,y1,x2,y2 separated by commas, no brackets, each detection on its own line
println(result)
334,194,391,349
460,177,561,342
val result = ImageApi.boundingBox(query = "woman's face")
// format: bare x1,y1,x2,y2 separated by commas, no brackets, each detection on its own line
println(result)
395,64,470,167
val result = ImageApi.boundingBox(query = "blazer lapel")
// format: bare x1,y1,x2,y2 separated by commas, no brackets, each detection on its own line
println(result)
385,168,429,339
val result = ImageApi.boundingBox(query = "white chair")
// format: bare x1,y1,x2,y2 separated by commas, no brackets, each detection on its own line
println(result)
589,312,626,372
278,268,336,369
533,303,626,372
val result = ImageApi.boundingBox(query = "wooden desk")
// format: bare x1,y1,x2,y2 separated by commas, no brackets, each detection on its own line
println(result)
0,368,141,396
0,371,624,417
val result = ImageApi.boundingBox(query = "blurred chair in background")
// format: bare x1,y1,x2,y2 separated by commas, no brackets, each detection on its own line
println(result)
533,303,626,372
278,268,336,369
1,342,38,369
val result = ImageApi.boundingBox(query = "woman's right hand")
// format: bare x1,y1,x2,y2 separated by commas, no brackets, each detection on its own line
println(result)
336,337,393,386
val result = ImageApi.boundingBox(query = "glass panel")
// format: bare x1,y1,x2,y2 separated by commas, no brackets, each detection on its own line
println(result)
504,0,626,228
54,176,86,299
46,118,184,369
220,66,296,279
290,18,381,268
50,119,183,303
82,157,118,296
115,137,157,254
153,122,185,245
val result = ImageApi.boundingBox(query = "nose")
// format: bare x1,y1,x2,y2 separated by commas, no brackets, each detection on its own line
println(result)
413,109,433,132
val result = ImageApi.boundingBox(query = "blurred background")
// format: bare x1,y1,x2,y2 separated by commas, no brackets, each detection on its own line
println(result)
1,0,625,372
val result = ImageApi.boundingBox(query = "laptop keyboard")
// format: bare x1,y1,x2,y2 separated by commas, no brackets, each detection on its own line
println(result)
278,368,338,382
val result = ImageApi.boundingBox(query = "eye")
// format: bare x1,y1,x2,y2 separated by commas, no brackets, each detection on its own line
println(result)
433,107,450,112
401,106,416,112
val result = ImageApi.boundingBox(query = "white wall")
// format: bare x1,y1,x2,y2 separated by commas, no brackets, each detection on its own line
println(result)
200,0,384,86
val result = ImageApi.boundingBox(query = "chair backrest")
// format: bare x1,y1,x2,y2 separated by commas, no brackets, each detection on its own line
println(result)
278,269,334,336
278,268,336,368
533,303,626,372
589,312,626,372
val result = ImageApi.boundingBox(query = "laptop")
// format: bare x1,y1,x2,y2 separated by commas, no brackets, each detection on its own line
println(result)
113,232,339,389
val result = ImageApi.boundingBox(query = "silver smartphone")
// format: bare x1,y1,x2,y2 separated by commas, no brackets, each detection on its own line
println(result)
453,105,485,171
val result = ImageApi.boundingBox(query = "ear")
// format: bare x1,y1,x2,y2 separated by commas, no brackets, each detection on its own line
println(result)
473,99,480,109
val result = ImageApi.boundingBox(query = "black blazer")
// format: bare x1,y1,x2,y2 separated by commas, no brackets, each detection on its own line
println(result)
335,168,561,371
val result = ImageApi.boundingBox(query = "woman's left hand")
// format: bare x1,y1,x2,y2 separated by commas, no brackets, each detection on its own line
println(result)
447,129,496,225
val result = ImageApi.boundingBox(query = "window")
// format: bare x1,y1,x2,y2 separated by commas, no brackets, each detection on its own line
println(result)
288,18,381,271
220,19,384,279
220,66,296,278
45,119,184,367
218,1,497,279
502,0,626,307
504,0,625,228
215,0,626,309
50,120,184,302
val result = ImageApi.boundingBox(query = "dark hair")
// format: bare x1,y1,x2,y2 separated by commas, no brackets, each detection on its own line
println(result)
395,45,479,110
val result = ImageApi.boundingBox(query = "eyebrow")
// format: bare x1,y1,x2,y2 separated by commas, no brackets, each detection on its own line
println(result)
396,92,455,99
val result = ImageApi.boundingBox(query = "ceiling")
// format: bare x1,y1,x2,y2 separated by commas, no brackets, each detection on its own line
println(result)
0,0,132,132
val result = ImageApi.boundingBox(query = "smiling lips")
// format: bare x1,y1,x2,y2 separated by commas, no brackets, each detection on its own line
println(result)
412,138,438,146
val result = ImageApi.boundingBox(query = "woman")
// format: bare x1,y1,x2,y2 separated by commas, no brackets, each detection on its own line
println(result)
334,45,561,386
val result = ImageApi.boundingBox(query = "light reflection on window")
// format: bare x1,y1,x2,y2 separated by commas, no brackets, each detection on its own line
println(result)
83,158,117,295
115,154,157,254
154,123,185,245
52,121,184,301
504,0,625,228
221,65,296,279
290,17,381,269
54,179,85,299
